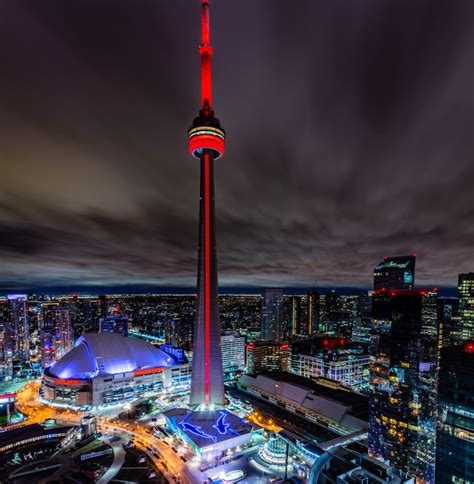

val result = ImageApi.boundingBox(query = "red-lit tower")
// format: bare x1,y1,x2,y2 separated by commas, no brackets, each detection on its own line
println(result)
188,0,225,407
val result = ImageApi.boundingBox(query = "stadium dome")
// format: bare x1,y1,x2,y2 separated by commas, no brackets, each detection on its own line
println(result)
48,333,177,380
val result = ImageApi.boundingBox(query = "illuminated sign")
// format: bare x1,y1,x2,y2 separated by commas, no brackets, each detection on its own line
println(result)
179,421,217,443
133,367,163,377
53,378,81,386
213,411,230,435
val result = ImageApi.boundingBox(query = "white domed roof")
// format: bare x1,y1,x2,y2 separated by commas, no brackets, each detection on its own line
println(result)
49,333,177,380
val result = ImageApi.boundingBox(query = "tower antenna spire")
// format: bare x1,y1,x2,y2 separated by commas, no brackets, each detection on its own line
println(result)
200,1,213,116
188,0,225,408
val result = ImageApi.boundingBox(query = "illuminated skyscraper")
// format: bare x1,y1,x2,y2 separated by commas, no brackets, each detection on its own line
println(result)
306,290,320,336
7,295,29,362
369,290,438,482
221,332,246,377
0,308,13,381
261,288,283,341
41,304,73,369
188,0,226,407
458,272,474,340
290,296,302,336
373,255,416,291
436,342,474,483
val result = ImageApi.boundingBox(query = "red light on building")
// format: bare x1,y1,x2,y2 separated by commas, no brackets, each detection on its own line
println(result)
133,367,163,377
53,378,81,386
323,339,329,347
464,341,474,353
247,343,255,350
339,338,345,346
280,343,289,350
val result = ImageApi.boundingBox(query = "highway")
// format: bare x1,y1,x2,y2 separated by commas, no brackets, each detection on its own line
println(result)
14,381,190,483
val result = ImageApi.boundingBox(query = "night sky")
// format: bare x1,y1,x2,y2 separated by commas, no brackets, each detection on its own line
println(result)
0,0,473,291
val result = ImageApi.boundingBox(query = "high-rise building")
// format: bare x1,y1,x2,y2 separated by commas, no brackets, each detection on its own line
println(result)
373,255,416,291
188,0,226,408
290,296,303,337
0,308,13,381
369,290,438,482
261,288,283,342
99,315,129,337
41,304,73,369
437,297,462,347
324,290,341,326
436,342,474,483
221,332,246,377
246,341,289,375
7,295,29,362
306,290,320,336
98,294,108,319
458,272,474,340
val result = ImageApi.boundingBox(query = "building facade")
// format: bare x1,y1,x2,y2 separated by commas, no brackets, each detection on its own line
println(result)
307,290,320,336
373,255,416,291
436,342,474,483
246,340,289,375
290,296,303,336
458,272,474,340
221,332,245,377
261,288,284,341
7,295,29,362
291,340,370,392
368,291,438,482
99,315,129,337
41,304,73,369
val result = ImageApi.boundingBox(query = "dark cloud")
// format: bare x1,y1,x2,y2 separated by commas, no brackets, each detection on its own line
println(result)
0,0,473,290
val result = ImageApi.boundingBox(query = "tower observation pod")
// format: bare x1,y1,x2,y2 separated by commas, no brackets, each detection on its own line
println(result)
188,0,226,408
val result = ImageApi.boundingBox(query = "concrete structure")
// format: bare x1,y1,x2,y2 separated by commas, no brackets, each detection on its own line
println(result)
373,255,416,291
310,442,414,483
436,342,474,483
458,272,474,340
41,304,73,369
290,340,370,392
41,333,190,407
188,0,226,408
369,290,438,482
7,294,29,361
246,340,289,375
165,408,255,459
0,299,13,381
99,315,129,337
261,288,284,341
221,332,245,376
238,373,368,437
0,422,75,465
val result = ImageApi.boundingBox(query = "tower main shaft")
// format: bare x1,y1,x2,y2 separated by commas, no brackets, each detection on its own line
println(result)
188,0,225,408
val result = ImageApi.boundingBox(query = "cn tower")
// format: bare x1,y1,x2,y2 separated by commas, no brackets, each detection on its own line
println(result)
188,0,225,408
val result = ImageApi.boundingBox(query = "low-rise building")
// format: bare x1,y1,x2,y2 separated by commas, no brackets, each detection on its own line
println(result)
291,339,370,392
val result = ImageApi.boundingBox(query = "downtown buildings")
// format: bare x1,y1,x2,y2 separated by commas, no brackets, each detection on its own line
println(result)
40,303,73,369
261,288,284,341
458,272,474,340
368,290,438,482
436,341,474,483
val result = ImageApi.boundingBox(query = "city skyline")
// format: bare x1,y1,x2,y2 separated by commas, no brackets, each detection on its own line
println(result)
1,0,473,290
